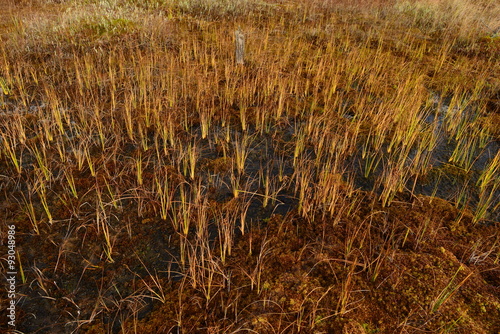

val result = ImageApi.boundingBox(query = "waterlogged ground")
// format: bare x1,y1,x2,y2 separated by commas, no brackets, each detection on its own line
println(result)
2,188,500,333
1,0,500,333
1,107,499,333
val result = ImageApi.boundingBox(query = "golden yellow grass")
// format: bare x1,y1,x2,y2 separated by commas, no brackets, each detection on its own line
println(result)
0,0,499,332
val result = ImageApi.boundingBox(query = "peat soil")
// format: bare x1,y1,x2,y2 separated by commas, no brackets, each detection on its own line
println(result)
0,118,499,333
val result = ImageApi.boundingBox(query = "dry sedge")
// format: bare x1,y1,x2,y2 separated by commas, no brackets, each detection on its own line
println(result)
0,0,499,333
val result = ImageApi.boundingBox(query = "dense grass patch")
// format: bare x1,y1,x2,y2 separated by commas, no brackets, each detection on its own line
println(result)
0,0,499,333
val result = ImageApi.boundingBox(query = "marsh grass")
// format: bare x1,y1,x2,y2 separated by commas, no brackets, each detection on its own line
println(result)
0,0,499,332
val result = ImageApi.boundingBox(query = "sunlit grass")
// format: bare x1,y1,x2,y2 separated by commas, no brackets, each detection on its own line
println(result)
0,0,498,332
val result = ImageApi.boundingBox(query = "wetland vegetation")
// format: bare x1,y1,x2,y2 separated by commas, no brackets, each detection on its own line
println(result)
0,0,499,332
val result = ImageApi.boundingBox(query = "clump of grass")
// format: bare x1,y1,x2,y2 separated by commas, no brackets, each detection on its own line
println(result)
394,0,500,39
474,151,500,223
172,0,269,18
